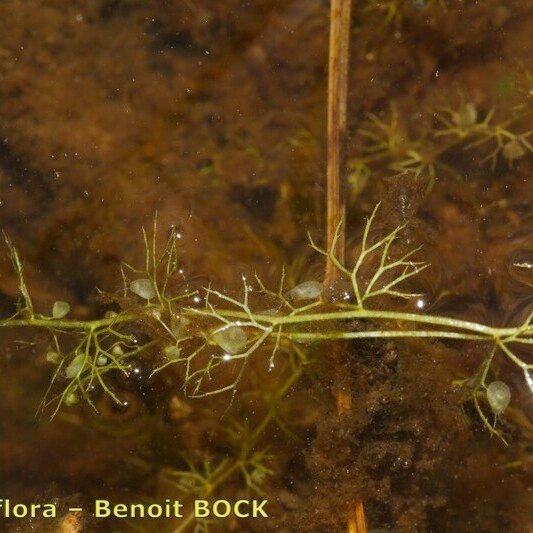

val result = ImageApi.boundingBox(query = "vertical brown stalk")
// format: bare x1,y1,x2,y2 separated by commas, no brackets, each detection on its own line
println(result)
325,0,351,287
326,1,368,532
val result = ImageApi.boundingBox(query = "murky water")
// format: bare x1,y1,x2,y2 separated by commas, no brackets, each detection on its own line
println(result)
0,1,531,532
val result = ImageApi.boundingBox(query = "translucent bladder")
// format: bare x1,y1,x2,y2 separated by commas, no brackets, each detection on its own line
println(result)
486,381,511,416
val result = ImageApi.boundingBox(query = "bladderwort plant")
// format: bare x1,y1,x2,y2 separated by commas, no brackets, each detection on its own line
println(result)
0,205,532,444
0,224,186,417
156,366,301,533
364,0,447,27
348,101,533,193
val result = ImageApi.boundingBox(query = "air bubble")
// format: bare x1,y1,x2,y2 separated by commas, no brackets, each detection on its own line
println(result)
508,249,533,287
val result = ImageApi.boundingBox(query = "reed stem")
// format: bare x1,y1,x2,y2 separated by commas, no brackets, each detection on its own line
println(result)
326,0,352,286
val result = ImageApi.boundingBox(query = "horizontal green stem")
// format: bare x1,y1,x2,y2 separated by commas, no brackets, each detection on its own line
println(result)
0,313,134,331
3,306,529,350
288,330,486,342
201,307,528,339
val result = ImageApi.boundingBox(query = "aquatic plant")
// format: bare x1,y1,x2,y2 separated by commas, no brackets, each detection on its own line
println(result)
181,206,532,433
159,367,300,532
435,104,533,169
349,101,532,191
364,0,447,27
0,205,531,443
0,224,187,417
459,347,515,444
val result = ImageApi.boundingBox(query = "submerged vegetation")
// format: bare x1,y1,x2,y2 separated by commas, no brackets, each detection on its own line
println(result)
0,0,531,530
158,367,300,532
2,198,531,527
364,0,448,26
1,204,531,442
1,61,531,532
349,102,532,192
